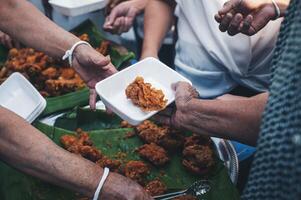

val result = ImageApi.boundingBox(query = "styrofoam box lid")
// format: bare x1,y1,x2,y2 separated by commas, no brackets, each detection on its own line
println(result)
95,57,192,125
0,73,46,123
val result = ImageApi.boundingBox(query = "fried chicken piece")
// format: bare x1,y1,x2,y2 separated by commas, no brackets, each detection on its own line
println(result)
59,68,76,79
144,179,167,196
45,77,85,96
124,161,149,184
79,34,90,42
125,76,167,111
120,120,135,128
41,67,58,79
182,145,214,175
80,146,102,162
184,134,212,148
136,120,184,151
96,41,110,56
96,156,121,172
173,195,198,200
60,135,78,149
137,143,169,166
60,130,102,162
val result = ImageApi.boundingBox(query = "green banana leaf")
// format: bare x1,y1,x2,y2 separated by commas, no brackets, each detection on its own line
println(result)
54,107,123,131
0,119,239,200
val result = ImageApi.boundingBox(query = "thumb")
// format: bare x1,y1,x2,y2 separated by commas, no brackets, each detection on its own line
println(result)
91,54,111,67
89,88,97,110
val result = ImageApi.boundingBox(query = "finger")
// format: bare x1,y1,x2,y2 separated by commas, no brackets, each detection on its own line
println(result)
218,0,241,15
214,13,223,23
111,17,123,34
91,53,111,67
240,14,253,35
4,35,13,49
248,10,272,36
227,13,243,36
219,12,234,32
89,88,97,110
122,17,132,33
151,115,171,126
117,17,126,35
105,7,120,26
105,106,114,115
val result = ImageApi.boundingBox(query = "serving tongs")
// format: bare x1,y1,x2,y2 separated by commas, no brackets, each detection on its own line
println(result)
153,180,211,200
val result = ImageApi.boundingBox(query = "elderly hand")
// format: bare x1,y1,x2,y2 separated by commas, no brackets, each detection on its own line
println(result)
103,0,148,35
102,172,153,200
0,31,20,49
153,82,199,129
215,0,285,36
72,44,118,110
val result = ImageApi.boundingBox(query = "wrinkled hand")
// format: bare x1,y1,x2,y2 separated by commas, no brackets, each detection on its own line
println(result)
153,82,199,129
101,172,153,200
215,0,277,36
103,0,146,35
0,31,20,49
72,45,118,110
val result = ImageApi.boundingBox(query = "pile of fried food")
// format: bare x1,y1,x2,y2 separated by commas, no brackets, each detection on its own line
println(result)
126,76,168,111
60,120,215,199
0,34,110,97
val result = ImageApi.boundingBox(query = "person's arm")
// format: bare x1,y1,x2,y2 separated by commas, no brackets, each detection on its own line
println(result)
0,0,118,109
140,0,176,59
0,107,152,200
154,82,268,146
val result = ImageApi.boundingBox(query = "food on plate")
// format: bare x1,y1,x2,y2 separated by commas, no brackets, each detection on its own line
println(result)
135,120,184,151
144,179,167,196
184,134,212,147
0,34,111,97
182,137,215,175
124,161,149,184
137,143,169,166
125,76,167,111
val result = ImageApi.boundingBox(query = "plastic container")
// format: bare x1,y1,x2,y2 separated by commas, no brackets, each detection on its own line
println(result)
0,73,46,123
49,0,108,17
95,57,192,125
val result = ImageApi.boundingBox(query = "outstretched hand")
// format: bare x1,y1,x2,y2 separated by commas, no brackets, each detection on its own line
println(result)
215,0,279,36
72,44,118,110
152,82,199,129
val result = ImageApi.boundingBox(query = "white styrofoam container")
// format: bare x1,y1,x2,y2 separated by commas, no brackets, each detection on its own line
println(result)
49,0,108,17
0,73,46,123
95,57,192,125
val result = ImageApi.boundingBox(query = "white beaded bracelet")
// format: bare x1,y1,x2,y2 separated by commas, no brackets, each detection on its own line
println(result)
93,167,110,200
62,41,91,66
271,0,281,19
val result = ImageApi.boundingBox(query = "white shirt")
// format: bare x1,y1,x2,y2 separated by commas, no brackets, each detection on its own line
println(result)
174,0,282,98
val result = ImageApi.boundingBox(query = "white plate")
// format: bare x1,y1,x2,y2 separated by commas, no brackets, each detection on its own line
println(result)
49,0,108,17
95,57,192,125
0,73,46,123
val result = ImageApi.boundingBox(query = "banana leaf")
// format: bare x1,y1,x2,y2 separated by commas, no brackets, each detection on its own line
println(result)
0,119,239,200
54,107,122,131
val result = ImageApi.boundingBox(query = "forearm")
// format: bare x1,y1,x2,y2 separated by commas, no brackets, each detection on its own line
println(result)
0,0,79,58
0,107,101,197
141,0,175,57
182,93,269,146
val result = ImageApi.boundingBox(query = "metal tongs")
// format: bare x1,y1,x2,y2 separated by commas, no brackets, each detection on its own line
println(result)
153,180,211,200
